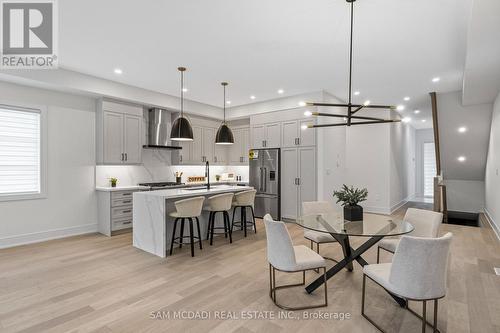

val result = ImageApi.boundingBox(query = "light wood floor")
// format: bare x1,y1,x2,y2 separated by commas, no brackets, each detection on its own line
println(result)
1,204,499,333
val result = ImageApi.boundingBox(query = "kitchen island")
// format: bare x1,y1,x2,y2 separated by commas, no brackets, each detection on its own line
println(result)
133,185,253,257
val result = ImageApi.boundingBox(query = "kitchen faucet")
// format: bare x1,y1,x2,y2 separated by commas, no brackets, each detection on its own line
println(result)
205,161,210,189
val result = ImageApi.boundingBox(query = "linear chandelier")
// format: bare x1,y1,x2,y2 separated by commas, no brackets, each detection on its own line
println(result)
304,0,399,128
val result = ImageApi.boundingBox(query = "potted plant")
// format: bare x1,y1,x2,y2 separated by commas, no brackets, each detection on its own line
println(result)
333,184,368,221
109,177,118,188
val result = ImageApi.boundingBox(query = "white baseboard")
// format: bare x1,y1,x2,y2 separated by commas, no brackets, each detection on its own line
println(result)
0,223,98,249
483,209,500,242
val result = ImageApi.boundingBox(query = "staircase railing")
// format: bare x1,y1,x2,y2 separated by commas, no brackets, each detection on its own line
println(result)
430,92,447,222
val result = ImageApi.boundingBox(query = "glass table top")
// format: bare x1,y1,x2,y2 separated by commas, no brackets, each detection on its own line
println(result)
291,212,414,237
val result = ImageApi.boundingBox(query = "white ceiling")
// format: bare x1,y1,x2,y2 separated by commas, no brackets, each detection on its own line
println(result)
462,0,500,105
58,0,472,128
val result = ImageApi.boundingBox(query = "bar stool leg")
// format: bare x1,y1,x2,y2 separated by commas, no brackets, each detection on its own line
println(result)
170,218,179,255
250,206,257,233
196,217,202,250
179,218,185,249
206,212,212,240
210,212,215,245
243,206,247,237
188,218,195,257
224,211,232,243
231,207,237,231
223,211,228,238
240,206,244,230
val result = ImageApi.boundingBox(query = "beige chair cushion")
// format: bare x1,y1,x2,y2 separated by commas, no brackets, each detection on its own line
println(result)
293,245,326,271
378,238,399,253
232,189,256,207
304,230,336,243
365,233,452,300
169,196,204,218
204,193,234,211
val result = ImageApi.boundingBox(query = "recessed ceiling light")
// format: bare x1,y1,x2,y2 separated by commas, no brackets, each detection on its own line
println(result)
421,119,427,123
298,101,306,107
396,105,405,111
304,111,312,117
250,95,256,100
277,89,284,94
457,156,466,162
114,68,123,75
354,91,360,96
404,96,410,101
226,101,231,105
363,100,370,106
458,126,467,133
182,88,188,92
402,117,411,123
432,77,440,83
414,110,420,114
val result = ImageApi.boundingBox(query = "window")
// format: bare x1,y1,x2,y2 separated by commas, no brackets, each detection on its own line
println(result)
0,104,46,200
423,142,436,197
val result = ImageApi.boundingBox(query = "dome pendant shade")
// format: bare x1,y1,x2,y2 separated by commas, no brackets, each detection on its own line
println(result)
170,116,193,141
215,123,234,145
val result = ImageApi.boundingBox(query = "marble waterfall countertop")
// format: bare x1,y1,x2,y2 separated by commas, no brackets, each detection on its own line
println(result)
132,184,254,258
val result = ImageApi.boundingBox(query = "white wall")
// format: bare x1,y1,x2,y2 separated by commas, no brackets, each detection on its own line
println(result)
445,179,485,213
0,82,98,248
390,122,416,210
485,91,500,234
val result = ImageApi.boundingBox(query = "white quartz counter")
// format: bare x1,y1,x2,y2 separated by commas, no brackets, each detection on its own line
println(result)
96,185,149,192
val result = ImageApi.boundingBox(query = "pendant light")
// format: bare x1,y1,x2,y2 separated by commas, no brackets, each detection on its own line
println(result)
170,67,194,141
303,0,399,129
215,82,234,145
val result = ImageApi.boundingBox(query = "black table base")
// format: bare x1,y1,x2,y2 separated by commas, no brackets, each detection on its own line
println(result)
305,233,407,308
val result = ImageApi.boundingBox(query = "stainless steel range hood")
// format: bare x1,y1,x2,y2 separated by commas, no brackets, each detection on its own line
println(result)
143,108,181,150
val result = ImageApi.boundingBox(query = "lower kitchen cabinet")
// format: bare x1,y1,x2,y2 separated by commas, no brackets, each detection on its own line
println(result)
97,190,139,236
281,146,316,219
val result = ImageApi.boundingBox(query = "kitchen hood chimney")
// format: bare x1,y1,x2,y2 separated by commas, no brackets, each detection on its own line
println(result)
143,108,181,150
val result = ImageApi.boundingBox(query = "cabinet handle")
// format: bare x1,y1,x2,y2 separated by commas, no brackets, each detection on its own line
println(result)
125,153,128,161
122,193,132,196
297,138,300,145
122,200,132,204
122,221,132,225
121,153,124,161
297,178,301,185
122,210,132,213
180,155,183,162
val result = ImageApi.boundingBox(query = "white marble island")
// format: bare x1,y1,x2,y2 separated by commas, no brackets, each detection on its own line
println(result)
133,185,253,257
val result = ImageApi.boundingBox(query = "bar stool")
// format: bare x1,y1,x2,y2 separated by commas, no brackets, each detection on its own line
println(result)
204,193,234,245
231,189,257,237
169,196,205,257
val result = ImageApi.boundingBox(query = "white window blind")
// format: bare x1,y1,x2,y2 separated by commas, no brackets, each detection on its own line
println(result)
423,142,436,197
0,106,41,196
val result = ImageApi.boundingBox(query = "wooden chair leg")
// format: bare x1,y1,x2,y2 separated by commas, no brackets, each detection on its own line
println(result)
433,300,438,333
422,300,427,333
231,207,237,231
210,212,215,245
225,211,232,243
377,246,380,263
243,207,247,237
206,212,212,239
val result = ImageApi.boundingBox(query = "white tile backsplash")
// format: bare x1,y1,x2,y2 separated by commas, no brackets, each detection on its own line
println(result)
96,149,249,187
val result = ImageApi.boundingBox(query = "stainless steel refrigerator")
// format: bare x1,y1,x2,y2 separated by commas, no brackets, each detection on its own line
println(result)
249,148,280,220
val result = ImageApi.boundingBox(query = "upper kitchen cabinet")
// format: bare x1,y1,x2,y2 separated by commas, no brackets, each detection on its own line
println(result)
97,100,143,165
228,126,250,164
251,122,281,148
282,119,315,148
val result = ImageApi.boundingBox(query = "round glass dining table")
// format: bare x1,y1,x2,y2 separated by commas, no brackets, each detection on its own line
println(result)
288,212,414,307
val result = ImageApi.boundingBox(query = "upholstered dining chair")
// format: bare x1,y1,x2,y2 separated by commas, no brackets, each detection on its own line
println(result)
263,214,328,310
302,201,338,263
377,208,443,263
362,232,452,333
